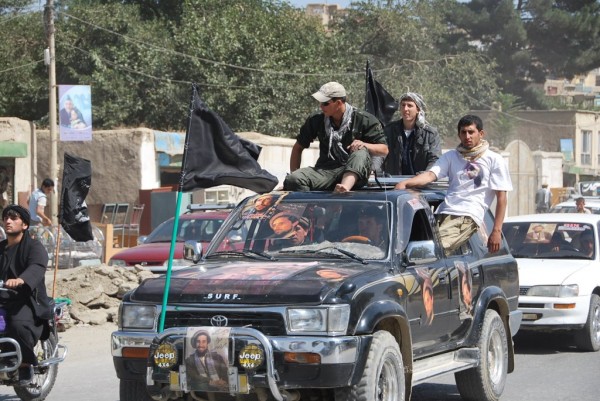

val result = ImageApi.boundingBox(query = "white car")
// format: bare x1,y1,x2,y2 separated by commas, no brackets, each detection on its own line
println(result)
503,213,600,351
551,197,600,214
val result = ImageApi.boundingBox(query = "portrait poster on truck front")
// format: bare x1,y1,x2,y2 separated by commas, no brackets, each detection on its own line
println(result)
183,327,231,392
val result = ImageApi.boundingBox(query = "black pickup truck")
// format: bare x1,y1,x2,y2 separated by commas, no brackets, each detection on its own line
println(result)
112,185,521,401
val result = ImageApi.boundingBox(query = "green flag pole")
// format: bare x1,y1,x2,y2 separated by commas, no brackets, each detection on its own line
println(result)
158,84,197,332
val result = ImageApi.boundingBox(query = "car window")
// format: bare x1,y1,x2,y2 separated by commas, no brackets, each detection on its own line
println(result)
207,195,392,260
145,216,225,243
503,221,595,259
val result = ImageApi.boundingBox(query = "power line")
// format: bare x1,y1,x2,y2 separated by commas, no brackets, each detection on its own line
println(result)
0,59,45,74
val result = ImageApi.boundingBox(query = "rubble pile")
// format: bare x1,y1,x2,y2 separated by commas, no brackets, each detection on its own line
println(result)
47,265,157,328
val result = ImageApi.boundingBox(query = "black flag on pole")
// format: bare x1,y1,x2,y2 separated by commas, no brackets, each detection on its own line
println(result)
180,85,278,194
59,153,94,242
365,60,398,127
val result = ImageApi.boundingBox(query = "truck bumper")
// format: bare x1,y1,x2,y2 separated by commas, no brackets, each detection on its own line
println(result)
112,328,366,400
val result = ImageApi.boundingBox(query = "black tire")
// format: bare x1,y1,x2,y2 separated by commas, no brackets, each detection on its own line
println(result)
14,332,59,401
574,294,600,352
455,309,508,401
334,331,404,401
120,379,155,401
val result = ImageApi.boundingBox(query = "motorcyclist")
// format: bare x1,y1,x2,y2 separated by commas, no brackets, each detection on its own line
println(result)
0,204,52,386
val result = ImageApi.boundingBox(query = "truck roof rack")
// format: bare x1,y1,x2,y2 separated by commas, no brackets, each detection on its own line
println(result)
186,203,236,212
365,175,449,190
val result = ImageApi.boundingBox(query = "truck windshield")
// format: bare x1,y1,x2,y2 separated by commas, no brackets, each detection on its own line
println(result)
206,195,391,261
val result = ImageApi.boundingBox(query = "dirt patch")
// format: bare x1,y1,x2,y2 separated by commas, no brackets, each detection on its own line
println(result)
45,265,157,328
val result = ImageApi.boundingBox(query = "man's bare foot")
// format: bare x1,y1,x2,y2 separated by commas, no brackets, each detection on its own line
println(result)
334,183,351,193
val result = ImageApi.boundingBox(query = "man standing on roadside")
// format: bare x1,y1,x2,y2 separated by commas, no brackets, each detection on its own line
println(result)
0,205,52,386
535,183,551,213
27,178,54,227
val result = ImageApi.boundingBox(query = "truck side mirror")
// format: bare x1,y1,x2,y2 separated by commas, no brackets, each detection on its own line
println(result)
405,240,437,264
183,240,203,263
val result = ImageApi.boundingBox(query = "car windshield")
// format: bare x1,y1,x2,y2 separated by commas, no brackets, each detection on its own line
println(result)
503,221,595,259
206,194,391,261
145,216,225,243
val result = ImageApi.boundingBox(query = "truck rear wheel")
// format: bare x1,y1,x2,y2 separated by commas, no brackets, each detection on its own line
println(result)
455,309,508,401
334,330,404,401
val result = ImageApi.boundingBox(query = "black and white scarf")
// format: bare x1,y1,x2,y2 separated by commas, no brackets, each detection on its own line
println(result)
325,103,354,162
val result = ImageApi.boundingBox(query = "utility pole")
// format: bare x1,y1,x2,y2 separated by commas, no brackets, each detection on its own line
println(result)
45,0,58,225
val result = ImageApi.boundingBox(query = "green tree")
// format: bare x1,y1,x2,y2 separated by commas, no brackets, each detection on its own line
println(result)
332,0,499,138
444,0,600,108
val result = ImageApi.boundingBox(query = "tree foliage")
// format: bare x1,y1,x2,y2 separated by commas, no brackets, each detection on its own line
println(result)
444,0,600,107
0,0,597,139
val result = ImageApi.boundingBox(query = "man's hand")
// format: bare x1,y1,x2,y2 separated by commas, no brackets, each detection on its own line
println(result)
4,278,24,289
487,230,502,253
347,139,367,153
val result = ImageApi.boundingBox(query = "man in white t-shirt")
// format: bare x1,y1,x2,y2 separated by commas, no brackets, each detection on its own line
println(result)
395,114,512,254
27,178,54,226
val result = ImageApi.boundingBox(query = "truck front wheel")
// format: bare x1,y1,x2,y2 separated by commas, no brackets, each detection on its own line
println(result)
455,309,508,401
334,330,405,401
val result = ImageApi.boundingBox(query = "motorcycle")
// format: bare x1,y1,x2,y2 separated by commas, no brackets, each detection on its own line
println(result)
0,281,68,401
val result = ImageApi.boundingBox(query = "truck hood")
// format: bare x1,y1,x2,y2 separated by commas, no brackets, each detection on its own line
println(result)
131,260,378,304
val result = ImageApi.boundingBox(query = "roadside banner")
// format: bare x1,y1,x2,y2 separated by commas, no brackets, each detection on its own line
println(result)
58,85,92,141
59,153,94,242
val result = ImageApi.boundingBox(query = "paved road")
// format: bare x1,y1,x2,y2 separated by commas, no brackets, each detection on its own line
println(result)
1,327,599,401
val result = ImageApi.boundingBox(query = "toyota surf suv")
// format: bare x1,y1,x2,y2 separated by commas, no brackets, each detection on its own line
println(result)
112,184,520,401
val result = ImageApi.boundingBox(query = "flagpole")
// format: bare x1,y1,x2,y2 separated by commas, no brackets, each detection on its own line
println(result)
158,84,197,333
52,225,61,298
365,59,370,108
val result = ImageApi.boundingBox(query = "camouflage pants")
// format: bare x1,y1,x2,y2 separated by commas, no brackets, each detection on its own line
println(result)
437,214,478,254
283,148,372,191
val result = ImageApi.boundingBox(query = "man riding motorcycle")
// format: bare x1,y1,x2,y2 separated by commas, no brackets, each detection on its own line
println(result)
0,204,53,386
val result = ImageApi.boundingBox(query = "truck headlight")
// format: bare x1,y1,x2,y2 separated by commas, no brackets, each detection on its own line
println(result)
287,305,350,335
121,304,156,330
527,284,579,297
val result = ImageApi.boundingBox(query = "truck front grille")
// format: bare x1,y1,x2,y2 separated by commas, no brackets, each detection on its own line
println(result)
163,311,286,336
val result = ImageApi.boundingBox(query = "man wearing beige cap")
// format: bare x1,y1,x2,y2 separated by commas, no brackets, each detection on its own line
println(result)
283,82,388,192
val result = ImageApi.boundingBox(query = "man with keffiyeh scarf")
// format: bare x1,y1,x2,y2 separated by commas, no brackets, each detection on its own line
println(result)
382,92,441,175
284,82,388,193
396,115,512,255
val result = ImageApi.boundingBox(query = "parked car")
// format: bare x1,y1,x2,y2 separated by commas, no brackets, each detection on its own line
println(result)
550,197,600,214
503,213,600,351
112,187,520,401
108,204,235,273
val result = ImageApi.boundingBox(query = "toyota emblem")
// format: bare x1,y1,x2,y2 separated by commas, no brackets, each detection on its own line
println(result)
210,315,228,327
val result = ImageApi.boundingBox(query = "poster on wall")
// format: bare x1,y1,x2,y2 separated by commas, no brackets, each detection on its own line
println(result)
58,85,92,141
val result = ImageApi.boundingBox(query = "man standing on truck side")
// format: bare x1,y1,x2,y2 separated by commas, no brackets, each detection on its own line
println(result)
0,205,52,386
283,81,388,193
395,114,513,254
